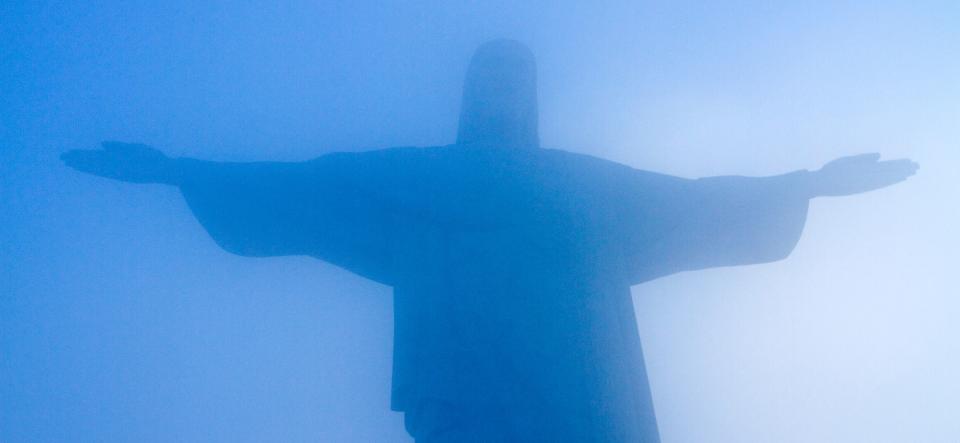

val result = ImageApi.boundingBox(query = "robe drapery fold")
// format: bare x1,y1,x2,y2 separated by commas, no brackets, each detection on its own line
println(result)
176,145,809,442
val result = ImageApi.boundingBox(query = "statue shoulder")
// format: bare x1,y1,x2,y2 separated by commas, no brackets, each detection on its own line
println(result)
306,145,448,165
537,147,694,188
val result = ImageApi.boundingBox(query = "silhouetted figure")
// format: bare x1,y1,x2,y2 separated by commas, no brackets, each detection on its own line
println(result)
63,39,917,442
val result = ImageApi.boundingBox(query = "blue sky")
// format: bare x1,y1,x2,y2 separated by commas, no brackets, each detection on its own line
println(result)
2,1,957,441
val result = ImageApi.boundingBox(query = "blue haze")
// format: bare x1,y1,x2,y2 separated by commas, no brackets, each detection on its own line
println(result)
2,1,958,442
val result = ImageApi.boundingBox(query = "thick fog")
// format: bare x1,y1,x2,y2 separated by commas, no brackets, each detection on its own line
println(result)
2,1,957,442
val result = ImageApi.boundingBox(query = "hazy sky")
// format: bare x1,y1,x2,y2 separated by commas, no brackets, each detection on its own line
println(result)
2,1,957,442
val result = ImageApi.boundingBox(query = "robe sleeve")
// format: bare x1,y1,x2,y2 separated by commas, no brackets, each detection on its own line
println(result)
623,170,812,284
174,148,419,286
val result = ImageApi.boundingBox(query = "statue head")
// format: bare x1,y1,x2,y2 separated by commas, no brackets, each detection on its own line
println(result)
456,39,540,149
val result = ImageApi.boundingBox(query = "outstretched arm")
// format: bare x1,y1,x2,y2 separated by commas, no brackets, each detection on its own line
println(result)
62,141,414,285
625,153,918,283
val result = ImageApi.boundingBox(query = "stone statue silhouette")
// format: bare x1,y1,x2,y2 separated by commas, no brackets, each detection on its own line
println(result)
62,39,918,442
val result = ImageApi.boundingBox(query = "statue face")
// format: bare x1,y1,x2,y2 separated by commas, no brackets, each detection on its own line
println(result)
468,50,532,123
457,39,539,149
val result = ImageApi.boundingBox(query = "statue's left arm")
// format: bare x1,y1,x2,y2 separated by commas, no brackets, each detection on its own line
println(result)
625,153,917,283
62,141,423,286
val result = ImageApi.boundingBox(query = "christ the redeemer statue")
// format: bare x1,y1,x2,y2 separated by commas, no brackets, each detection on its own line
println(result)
62,39,917,442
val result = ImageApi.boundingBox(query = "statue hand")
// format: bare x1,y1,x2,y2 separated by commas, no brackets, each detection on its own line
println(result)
811,153,918,197
61,141,176,184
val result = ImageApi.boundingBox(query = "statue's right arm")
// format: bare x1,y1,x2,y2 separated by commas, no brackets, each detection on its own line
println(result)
622,153,918,284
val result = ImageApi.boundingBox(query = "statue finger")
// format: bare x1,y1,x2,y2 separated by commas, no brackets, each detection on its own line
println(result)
845,152,881,164
878,159,919,178
63,149,120,175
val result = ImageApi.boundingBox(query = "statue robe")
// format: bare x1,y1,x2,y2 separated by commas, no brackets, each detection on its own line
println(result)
176,144,809,442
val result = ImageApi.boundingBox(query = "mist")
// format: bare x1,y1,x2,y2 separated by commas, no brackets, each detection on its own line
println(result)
2,1,957,442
